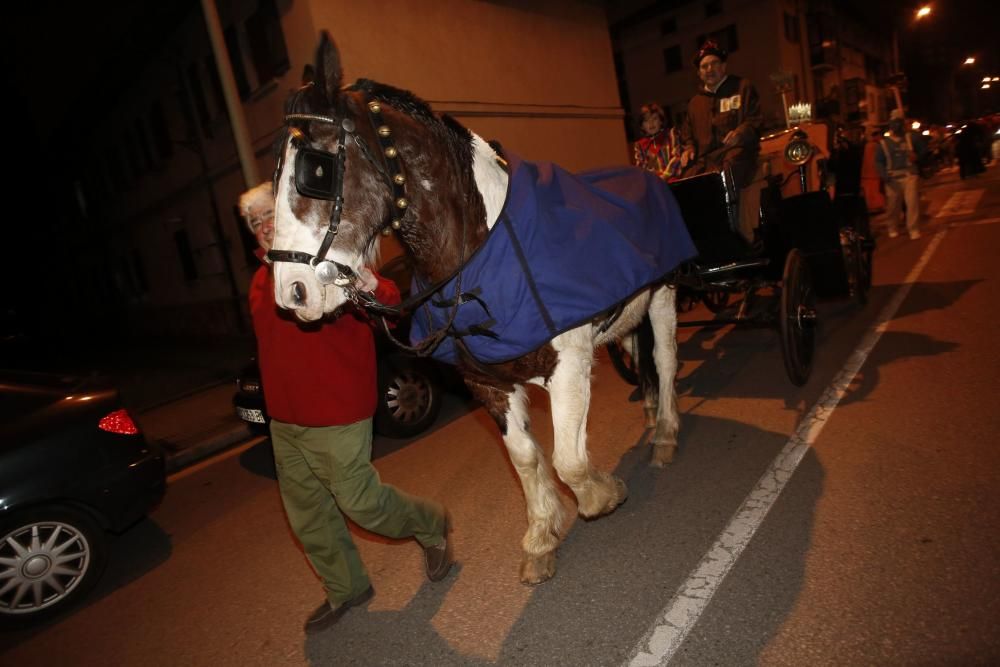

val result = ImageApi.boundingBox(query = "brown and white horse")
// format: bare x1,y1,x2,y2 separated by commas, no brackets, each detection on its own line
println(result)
267,33,681,584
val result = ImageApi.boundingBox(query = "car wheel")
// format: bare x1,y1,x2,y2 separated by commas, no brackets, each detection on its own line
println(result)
0,506,108,626
374,355,442,438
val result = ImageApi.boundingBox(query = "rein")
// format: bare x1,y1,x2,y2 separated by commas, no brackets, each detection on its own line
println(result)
267,90,473,357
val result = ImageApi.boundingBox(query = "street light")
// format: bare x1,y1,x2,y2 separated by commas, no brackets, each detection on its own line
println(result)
964,57,976,65
916,6,931,19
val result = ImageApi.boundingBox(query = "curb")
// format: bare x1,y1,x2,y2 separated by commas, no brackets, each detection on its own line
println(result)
164,425,256,474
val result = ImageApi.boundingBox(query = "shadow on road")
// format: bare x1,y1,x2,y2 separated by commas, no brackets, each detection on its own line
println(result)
674,280,972,410
288,413,820,666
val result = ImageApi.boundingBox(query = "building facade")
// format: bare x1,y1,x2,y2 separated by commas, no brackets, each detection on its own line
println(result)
69,0,628,340
609,0,893,141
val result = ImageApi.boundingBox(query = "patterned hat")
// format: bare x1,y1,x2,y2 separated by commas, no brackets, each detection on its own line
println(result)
693,40,727,67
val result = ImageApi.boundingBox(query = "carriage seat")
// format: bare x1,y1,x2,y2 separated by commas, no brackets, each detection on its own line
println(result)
669,167,761,266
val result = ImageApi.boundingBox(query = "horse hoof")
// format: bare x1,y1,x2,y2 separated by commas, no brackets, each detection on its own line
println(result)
650,442,676,467
519,552,556,585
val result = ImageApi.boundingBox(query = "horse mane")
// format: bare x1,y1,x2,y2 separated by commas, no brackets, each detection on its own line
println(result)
350,78,475,173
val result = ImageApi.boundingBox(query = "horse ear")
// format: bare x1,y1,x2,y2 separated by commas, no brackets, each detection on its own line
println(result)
314,31,343,107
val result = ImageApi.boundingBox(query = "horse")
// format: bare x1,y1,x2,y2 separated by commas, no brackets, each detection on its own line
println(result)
266,33,688,585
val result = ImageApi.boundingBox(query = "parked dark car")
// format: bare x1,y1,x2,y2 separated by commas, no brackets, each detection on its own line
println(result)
234,256,456,439
0,369,166,626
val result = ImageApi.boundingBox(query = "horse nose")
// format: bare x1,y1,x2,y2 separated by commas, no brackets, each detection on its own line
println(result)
291,281,307,306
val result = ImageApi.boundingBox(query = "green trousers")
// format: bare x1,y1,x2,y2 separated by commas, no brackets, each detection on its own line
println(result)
270,418,445,605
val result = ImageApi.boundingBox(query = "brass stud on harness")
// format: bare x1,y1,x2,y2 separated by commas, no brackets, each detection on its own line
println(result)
393,173,406,185
377,125,391,137
368,101,381,114
396,198,408,209
391,219,402,230
384,146,398,158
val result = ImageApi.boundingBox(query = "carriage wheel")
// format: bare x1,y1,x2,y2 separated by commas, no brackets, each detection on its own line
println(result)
842,233,869,306
851,205,874,293
862,238,874,292
779,249,817,386
701,289,731,314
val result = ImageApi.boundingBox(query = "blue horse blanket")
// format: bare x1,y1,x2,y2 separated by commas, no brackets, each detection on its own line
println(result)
409,151,696,364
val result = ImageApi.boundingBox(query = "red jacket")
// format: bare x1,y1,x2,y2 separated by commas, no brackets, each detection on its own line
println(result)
249,265,401,427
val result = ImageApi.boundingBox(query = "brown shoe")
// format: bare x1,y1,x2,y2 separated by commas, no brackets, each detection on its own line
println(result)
304,585,374,635
423,515,454,582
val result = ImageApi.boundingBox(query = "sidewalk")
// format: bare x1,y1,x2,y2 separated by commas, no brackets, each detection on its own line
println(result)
136,383,254,473
101,335,259,474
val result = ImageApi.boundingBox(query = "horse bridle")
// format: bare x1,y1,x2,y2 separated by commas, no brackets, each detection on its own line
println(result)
267,95,410,298
266,91,474,357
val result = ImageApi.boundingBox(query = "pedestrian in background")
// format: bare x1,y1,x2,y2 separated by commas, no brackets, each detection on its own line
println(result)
875,109,926,240
956,122,986,179
238,183,453,635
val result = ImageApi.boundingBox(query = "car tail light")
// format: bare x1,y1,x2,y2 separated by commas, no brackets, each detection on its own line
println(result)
99,409,140,435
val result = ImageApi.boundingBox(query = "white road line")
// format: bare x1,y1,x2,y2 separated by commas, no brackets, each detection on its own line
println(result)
934,189,984,218
953,216,1000,227
625,231,948,667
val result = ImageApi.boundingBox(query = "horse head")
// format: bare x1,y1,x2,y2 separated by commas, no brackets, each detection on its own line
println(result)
269,32,505,322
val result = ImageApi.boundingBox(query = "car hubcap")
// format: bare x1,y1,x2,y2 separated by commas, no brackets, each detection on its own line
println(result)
386,371,431,423
0,522,90,615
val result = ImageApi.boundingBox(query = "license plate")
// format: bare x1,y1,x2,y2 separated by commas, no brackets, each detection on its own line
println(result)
236,406,266,424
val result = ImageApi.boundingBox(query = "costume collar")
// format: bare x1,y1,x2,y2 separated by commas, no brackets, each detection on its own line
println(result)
705,74,729,94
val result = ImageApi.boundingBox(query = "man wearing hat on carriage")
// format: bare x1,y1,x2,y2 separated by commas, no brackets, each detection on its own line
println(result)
679,39,763,189
679,39,764,248
875,108,927,240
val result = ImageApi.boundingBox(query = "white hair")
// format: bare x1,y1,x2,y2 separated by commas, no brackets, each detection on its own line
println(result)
238,182,275,229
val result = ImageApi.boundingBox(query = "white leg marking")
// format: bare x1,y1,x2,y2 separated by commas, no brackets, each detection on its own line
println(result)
648,286,680,464
548,326,595,483
502,386,565,558
625,231,948,666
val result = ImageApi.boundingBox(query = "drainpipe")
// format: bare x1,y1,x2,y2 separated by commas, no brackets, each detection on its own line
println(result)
199,0,260,188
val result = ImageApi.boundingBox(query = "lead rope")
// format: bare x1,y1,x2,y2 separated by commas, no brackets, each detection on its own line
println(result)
353,92,472,358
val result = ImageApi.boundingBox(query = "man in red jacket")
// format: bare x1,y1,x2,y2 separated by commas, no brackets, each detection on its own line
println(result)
239,183,452,635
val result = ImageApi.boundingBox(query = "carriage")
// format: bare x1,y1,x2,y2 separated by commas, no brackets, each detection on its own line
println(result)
610,121,875,387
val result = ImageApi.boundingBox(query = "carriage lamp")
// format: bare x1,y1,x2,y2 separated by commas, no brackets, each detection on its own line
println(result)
783,131,812,165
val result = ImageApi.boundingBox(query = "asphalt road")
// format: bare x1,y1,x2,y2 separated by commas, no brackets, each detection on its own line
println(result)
3,164,998,666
